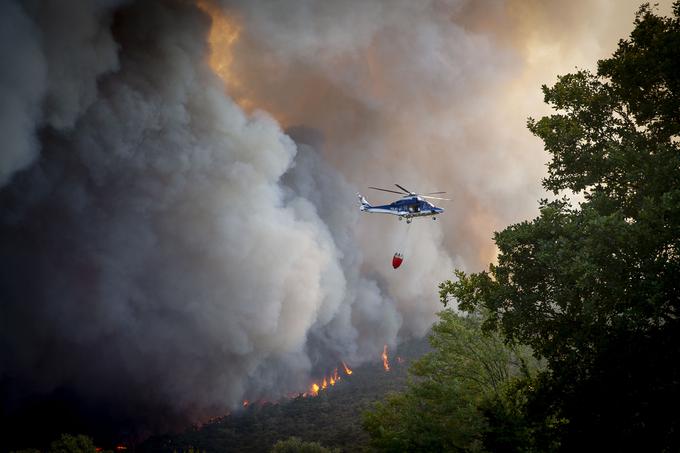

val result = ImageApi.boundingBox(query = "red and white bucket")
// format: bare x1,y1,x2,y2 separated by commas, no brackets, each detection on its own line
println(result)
392,252,404,269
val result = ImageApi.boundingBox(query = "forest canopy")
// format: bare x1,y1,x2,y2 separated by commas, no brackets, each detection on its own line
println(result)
369,2,680,452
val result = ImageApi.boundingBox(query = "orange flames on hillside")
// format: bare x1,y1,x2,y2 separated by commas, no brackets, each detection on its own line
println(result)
96,444,128,451
382,345,390,371
305,366,344,397
342,361,353,375
240,348,398,407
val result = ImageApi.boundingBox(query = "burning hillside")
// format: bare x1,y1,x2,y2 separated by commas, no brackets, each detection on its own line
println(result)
139,338,429,452
239,347,392,406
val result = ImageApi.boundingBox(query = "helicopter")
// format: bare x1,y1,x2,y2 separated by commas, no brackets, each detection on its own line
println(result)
357,184,449,224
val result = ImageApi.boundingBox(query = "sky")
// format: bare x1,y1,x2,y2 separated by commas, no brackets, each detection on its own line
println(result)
0,0,673,443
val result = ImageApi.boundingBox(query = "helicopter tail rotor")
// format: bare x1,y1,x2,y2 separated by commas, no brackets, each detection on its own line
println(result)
357,193,371,210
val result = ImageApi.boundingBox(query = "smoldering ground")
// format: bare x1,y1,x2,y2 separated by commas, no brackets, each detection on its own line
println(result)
0,0,665,446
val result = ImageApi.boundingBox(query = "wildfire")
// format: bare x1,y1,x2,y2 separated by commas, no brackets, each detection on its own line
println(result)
342,361,353,375
302,364,350,397
240,350,399,404
196,0,255,110
245,361,354,401
382,344,390,372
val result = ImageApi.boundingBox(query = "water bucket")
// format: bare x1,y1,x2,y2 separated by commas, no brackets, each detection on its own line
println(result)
392,252,403,269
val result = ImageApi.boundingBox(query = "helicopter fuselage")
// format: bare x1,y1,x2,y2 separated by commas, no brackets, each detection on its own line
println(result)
359,195,444,221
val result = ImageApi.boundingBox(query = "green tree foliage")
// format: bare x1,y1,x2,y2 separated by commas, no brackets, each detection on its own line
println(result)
10,434,112,453
363,310,538,452
47,434,97,453
440,3,680,451
270,437,340,453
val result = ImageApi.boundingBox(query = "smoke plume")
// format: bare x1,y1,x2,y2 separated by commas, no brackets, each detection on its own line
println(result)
0,0,666,444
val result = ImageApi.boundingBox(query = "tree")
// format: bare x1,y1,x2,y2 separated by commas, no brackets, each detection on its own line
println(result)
270,437,340,453
9,434,111,453
363,310,537,452
47,434,97,453
440,3,680,451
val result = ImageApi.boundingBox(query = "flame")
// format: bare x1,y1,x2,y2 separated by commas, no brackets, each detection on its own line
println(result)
196,0,255,110
242,399,249,407
330,367,339,385
115,446,127,451
342,361,353,375
252,362,351,401
382,344,390,372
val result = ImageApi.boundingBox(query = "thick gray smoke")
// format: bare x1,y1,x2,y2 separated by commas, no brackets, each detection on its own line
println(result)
0,0,405,439
0,0,663,443
0,0,120,185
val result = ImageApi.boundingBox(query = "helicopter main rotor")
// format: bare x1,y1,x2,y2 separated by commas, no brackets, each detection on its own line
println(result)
368,184,451,201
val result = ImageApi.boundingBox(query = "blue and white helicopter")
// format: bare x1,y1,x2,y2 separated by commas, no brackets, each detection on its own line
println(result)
357,184,449,223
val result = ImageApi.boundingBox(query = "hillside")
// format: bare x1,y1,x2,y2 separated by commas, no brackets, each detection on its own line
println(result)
138,338,430,453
